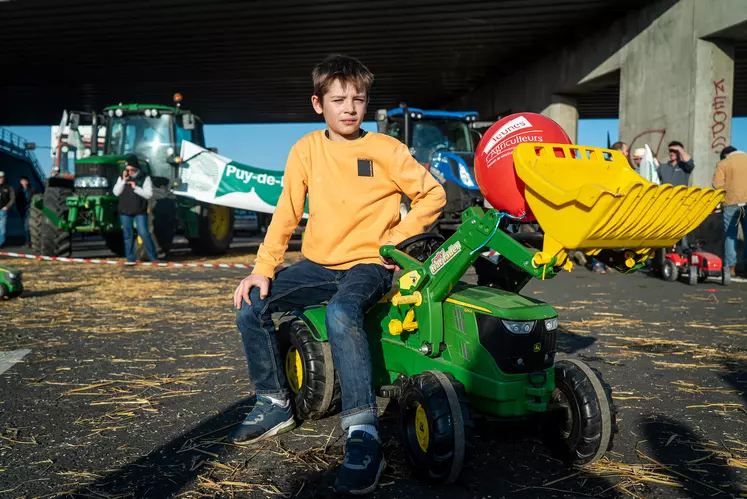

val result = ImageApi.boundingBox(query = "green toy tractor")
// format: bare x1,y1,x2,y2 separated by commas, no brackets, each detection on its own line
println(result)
275,143,725,483
0,265,23,299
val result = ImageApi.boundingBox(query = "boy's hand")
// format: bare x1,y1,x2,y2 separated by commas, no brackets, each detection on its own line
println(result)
380,240,401,271
234,274,271,309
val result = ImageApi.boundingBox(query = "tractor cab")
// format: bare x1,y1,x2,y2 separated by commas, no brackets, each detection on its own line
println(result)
102,100,205,180
65,95,205,194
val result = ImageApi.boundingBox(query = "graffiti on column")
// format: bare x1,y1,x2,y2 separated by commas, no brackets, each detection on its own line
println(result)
711,79,729,154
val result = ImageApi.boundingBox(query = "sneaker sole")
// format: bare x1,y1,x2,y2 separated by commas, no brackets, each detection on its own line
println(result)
232,417,296,445
335,457,387,496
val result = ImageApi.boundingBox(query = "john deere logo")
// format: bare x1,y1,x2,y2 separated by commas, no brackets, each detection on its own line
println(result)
533,343,541,353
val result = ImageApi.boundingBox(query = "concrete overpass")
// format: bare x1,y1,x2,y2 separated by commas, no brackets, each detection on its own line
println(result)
0,0,652,125
451,0,747,191
1,0,745,190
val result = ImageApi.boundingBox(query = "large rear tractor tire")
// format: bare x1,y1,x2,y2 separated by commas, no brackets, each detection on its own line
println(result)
31,186,72,257
137,186,176,260
188,203,234,256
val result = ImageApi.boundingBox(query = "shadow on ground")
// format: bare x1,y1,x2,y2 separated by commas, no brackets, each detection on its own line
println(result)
65,397,624,499
641,413,742,498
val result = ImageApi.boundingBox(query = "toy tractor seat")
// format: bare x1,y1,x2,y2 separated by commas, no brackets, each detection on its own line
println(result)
511,143,725,270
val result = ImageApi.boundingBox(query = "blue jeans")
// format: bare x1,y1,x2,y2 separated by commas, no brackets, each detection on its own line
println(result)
120,214,158,262
236,259,393,430
723,205,747,268
0,209,7,246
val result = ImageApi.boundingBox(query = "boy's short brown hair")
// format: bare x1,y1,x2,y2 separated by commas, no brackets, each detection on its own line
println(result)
312,54,374,100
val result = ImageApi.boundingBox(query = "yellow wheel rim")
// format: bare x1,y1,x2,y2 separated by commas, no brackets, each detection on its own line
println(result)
210,205,231,240
285,347,303,393
415,403,429,452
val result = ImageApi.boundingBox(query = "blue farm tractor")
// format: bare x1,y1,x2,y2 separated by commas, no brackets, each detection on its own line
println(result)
376,104,484,232
377,105,535,289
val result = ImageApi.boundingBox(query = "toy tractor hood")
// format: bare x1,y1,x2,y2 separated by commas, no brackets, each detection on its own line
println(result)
446,282,556,321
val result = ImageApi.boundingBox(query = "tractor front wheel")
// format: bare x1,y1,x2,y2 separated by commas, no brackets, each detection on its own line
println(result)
661,259,678,282
688,266,699,286
33,186,72,257
398,370,473,485
542,359,617,466
277,319,341,421
188,204,234,256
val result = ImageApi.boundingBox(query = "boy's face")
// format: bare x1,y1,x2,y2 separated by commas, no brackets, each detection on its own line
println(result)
312,78,368,140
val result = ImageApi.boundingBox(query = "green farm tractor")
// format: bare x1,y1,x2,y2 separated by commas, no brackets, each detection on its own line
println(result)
29,95,234,260
276,143,724,483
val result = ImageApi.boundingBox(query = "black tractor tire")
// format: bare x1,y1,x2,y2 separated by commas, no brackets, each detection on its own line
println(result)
29,194,43,254
35,186,72,257
277,318,341,421
688,266,699,286
662,259,678,282
102,231,126,257
188,203,235,256
542,359,618,466
398,370,473,485
137,186,176,260
0,283,8,299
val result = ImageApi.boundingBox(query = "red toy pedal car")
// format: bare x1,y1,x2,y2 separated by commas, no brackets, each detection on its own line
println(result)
658,242,729,286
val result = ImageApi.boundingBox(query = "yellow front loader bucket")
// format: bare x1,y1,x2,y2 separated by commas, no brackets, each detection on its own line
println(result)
512,143,725,269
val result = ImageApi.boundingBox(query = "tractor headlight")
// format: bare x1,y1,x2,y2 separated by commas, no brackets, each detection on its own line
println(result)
7,273,16,279
545,317,559,331
458,163,476,187
115,108,123,117
74,176,110,188
501,320,536,335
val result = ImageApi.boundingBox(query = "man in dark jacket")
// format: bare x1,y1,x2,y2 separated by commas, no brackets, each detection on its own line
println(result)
0,171,15,248
657,141,694,186
15,176,35,246
657,141,695,249
112,155,159,263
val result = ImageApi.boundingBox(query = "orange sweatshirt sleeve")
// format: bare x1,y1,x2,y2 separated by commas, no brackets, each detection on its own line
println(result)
252,146,308,279
388,143,447,244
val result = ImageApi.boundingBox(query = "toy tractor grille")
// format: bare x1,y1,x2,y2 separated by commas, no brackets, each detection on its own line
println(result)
475,313,556,375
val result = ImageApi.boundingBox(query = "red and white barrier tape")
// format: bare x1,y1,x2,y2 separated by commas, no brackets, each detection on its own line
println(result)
0,251,253,269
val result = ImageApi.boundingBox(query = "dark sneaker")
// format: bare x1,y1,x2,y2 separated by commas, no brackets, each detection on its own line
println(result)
334,431,386,495
227,396,295,444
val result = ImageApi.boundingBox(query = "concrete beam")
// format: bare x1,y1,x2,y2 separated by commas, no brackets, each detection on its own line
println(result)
541,95,578,143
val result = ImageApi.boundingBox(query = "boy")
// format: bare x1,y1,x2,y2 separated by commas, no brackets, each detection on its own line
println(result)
230,54,446,495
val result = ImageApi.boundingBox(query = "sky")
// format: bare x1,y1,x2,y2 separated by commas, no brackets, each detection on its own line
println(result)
5,117,747,176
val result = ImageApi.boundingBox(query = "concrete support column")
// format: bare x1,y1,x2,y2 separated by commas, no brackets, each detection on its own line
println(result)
691,39,734,189
541,95,578,143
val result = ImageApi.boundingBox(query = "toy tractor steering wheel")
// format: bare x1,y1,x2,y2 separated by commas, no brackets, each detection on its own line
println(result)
395,232,445,263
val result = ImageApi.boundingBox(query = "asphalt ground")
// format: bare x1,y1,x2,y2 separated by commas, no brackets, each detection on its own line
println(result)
1,242,746,499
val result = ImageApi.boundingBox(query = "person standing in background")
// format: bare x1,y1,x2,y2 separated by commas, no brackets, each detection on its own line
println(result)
15,176,35,247
0,171,15,248
712,145,747,278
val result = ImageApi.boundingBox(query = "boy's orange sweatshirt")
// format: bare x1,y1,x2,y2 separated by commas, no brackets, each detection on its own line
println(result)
251,130,447,279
